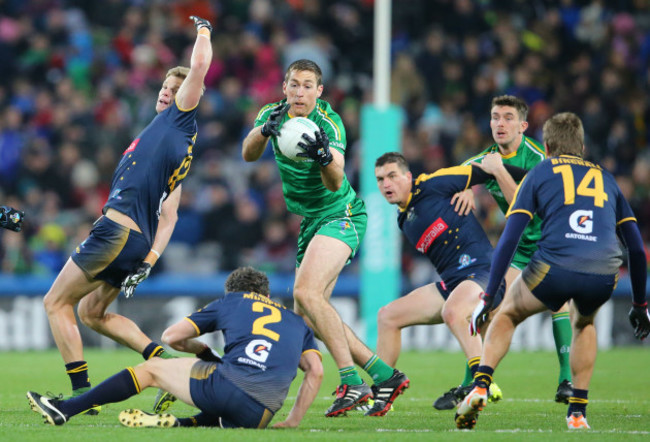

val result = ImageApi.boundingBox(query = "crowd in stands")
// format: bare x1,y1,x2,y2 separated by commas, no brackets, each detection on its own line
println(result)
1,0,649,286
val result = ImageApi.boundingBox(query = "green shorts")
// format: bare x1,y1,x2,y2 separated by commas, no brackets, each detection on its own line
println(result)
510,248,533,272
296,198,367,267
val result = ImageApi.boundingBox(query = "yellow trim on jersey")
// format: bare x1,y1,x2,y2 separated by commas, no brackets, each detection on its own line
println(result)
617,217,637,226
500,150,518,160
415,166,472,188
399,192,413,213
126,367,142,393
184,317,201,336
524,137,546,156
507,208,533,219
255,102,279,121
506,174,528,217
174,96,200,113
316,104,342,141
302,348,323,361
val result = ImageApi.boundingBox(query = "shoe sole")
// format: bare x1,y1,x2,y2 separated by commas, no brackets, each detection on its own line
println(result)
455,397,485,430
325,393,372,417
26,392,64,426
119,409,177,428
365,379,411,417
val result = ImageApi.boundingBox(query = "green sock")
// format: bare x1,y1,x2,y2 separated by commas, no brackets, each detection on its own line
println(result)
339,366,363,386
461,357,481,386
552,311,572,383
158,349,175,359
362,354,394,383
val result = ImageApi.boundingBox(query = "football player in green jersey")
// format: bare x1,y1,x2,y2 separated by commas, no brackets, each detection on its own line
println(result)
242,59,409,417
437,95,573,408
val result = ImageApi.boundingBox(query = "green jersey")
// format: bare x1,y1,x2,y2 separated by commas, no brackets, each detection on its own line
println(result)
463,135,545,260
255,98,358,218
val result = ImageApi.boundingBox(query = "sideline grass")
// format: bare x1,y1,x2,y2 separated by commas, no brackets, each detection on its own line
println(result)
1,349,649,441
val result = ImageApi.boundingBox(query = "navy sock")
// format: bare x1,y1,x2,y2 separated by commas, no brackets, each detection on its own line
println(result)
142,342,167,360
473,365,494,389
567,388,588,417
178,412,220,427
65,361,91,391
59,368,141,417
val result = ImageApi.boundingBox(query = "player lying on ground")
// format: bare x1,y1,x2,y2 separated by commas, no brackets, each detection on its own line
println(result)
454,112,650,431
27,267,323,429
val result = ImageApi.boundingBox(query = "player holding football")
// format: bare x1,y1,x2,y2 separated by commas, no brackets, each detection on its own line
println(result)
437,95,573,409
27,267,323,429
242,59,409,417
455,112,650,430
41,16,213,414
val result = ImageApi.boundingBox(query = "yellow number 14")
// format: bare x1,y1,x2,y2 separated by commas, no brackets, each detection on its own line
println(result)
553,165,608,207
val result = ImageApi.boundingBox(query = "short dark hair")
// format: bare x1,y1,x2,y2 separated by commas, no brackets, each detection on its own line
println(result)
225,267,270,296
375,152,410,171
543,112,584,157
285,59,323,86
491,95,529,121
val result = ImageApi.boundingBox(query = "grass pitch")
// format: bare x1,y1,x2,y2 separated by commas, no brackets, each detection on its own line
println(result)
1,348,648,441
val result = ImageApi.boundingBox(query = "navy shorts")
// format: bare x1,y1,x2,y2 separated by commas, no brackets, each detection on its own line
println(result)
189,361,274,429
436,263,504,301
522,258,618,316
71,216,149,288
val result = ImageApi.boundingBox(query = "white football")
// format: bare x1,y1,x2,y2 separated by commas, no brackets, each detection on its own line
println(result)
277,117,320,162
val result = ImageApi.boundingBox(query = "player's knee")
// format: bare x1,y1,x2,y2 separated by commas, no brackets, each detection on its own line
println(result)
441,304,459,326
377,305,398,329
43,290,69,316
77,302,104,330
293,287,318,313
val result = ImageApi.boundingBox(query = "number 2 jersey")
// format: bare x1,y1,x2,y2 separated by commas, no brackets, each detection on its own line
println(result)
184,291,321,413
507,155,636,274
103,99,197,246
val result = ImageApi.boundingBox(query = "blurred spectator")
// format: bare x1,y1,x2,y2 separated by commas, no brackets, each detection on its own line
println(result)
0,0,648,290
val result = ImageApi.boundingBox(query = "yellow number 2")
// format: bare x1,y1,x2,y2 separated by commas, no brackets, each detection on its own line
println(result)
251,302,281,341
553,165,608,208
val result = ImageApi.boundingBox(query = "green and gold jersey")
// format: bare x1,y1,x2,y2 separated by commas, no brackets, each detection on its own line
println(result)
463,135,546,261
255,98,357,218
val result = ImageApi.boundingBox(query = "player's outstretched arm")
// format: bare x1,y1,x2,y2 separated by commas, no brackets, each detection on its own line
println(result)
161,318,211,354
175,16,213,111
272,351,323,428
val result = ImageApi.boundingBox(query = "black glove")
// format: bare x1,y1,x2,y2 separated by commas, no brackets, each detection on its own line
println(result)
189,15,213,33
297,128,333,167
469,292,495,336
121,262,152,298
260,103,290,137
197,346,222,363
0,206,24,232
629,302,650,340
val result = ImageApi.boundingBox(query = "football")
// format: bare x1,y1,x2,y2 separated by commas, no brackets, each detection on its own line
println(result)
277,117,320,162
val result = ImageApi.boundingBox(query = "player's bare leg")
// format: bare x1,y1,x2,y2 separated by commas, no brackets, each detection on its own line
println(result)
376,283,444,366
43,259,104,363
293,235,355,368
78,284,152,353
443,280,484,360
481,275,547,368
294,235,372,415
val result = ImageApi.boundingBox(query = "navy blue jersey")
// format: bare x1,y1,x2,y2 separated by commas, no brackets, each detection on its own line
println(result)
103,99,198,245
397,166,494,283
507,155,636,274
185,291,320,413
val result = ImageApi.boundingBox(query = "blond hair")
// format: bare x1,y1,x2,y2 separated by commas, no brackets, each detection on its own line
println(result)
543,112,585,156
165,66,205,93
